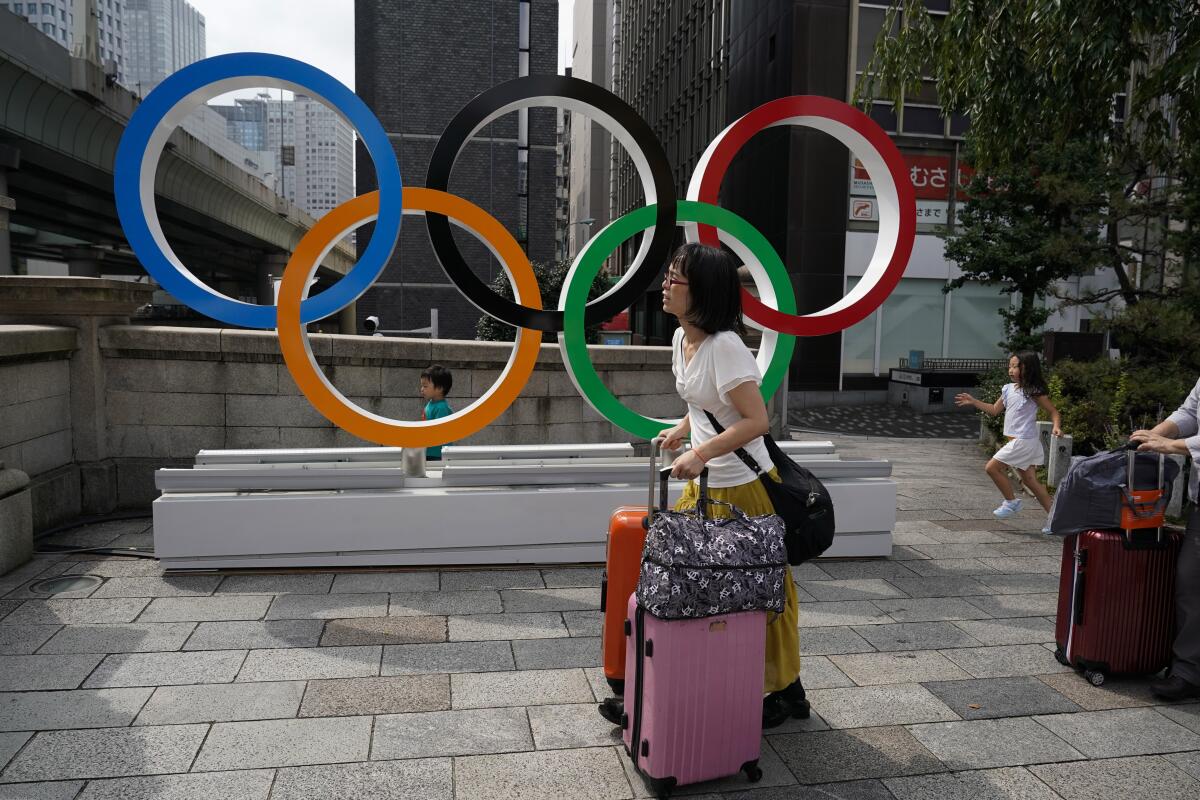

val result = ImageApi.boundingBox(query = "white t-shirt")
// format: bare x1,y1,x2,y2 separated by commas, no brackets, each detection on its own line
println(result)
1001,382,1039,439
671,328,774,487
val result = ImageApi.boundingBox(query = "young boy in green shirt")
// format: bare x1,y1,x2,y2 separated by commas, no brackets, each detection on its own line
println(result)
419,364,454,460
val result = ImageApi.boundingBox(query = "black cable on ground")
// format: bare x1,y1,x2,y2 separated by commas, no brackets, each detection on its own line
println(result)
33,510,155,559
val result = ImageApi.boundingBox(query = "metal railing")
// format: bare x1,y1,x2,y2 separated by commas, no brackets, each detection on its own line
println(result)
897,357,1006,372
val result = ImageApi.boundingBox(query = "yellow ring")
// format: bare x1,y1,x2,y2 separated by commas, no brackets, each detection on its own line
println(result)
276,188,543,447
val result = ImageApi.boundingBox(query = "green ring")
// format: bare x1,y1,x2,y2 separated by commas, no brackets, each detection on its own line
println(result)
558,200,797,439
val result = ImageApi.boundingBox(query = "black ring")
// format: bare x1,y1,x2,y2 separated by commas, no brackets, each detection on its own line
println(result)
426,74,677,332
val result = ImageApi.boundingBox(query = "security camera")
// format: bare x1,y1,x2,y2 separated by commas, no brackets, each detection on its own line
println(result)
364,315,381,335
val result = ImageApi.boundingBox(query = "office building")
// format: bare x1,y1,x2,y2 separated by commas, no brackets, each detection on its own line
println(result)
123,0,205,96
2,0,127,84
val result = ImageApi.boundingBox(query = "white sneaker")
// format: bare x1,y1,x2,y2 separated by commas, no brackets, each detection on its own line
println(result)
993,498,1023,519
1041,523,1054,535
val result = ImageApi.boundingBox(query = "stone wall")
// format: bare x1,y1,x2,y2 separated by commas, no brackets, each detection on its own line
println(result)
98,325,686,508
0,325,80,530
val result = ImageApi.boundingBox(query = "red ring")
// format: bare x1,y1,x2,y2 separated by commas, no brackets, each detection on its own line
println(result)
691,96,916,336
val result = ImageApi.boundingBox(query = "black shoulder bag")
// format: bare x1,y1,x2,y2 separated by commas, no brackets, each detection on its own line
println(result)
703,411,836,564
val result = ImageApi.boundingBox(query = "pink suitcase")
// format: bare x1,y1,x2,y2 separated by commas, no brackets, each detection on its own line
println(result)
621,594,765,798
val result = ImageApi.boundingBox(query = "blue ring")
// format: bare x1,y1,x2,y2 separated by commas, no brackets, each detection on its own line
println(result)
114,53,401,328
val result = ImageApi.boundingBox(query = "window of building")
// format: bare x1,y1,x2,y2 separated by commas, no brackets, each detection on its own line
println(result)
42,21,51,34
13,3,23,14
41,3,51,14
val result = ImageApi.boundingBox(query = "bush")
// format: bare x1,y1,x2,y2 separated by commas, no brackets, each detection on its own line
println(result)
474,259,611,344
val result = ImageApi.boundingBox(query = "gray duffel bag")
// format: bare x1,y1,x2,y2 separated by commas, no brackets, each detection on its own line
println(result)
636,464,788,620
1048,443,1180,537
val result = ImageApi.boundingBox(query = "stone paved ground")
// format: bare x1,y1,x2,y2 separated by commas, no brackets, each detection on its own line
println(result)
1,435,1198,799
791,404,979,439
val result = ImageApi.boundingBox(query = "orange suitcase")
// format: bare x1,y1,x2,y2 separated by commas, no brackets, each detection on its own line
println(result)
600,439,666,694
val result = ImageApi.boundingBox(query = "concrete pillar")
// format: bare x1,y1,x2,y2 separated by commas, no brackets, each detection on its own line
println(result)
257,252,289,305
338,301,357,335
66,246,104,278
0,466,33,576
1047,434,1073,487
0,170,13,277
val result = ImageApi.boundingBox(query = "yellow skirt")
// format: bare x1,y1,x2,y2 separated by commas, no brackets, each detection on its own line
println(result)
675,468,801,694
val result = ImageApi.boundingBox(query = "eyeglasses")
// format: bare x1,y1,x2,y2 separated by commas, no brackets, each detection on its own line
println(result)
664,269,689,287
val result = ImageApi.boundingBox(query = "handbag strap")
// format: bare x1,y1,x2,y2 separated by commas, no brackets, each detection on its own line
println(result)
703,410,767,476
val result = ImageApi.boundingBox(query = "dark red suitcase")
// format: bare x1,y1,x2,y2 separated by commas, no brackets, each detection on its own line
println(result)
1054,451,1182,685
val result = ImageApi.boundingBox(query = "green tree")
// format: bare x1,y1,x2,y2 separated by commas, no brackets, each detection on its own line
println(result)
856,0,1199,307
474,259,612,344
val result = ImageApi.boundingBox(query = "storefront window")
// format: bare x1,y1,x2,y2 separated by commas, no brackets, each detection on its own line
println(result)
841,277,877,374
947,282,1008,358
878,278,946,368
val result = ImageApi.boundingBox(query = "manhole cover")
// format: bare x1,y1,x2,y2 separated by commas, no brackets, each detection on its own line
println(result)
28,575,103,595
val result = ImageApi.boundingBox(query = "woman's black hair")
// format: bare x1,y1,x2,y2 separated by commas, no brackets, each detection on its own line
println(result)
671,242,744,334
1013,351,1048,397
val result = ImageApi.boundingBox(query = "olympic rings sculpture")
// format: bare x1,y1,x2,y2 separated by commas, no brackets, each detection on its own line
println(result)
114,53,916,448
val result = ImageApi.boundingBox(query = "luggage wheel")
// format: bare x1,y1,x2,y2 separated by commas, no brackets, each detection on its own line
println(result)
646,776,676,799
1084,669,1106,687
1054,647,1070,667
742,760,763,782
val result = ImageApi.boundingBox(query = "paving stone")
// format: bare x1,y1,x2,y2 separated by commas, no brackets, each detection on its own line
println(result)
988,541,1065,557
851,622,983,652
720,779,897,799
1034,708,1200,758
808,684,959,728
1030,755,1200,800
451,668,593,709
269,759,452,800
454,747,629,800
920,529,1010,545
976,557,1061,574
501,588,601,612
541,567,604,588
38,623,195,654
922,676,1081,720
371,707,533,759
884,766,1061,800
236,645,380,682
266,593,388,620
0,779,85,799
800,656,856,689
893,530,942,547
90,576,221,598
912,544,1009,560
829,651,971,686
1158,704,1200,736
388,590,502,616
769,726,946,784
527,703,624,750
796,601,893,628
183,620,324,650
903,559,996,577
319,615,447,646
381,640,514,675
951,617,1055,646
76,769,274,800
891,546,932,561
300,674,449,717
585,667,618,702
886,577,991,598
795,626,876,656
140,596,271,623
791,563,833,581
1165,750,1200,781
449,612,568,641
3,578,100,601
874,598,992,623
932,520,1019,531
0,733,30,773
896,510,959,521
134,681,305,725
2,599,150,625
962,593,1059,619
0,688,151,731
816,562,920,581
328,572,439,593
192,716,372,771
214,574,334,595
513,637,602,669
63,560,165,578
0,725,207,782
907,717,1084,770
764,708,833,735
562,610,602,637
0,654,104,691
798,579,907,602
0,625,59,655
940,644,1071,678
439,569,545,590
974,573,1061,595
1035,673,1160,710
83,649,245,688
0,601,20,623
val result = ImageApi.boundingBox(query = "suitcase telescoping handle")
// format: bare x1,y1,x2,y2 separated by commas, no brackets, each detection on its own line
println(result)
1123,441,1167,544
644,437,709,527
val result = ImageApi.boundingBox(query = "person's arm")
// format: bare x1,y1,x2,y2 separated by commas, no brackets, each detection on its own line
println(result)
955,391,1004,417
671,381,767,479
659,414,691,451
1035,394,1062,436
1130,378,1200,456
